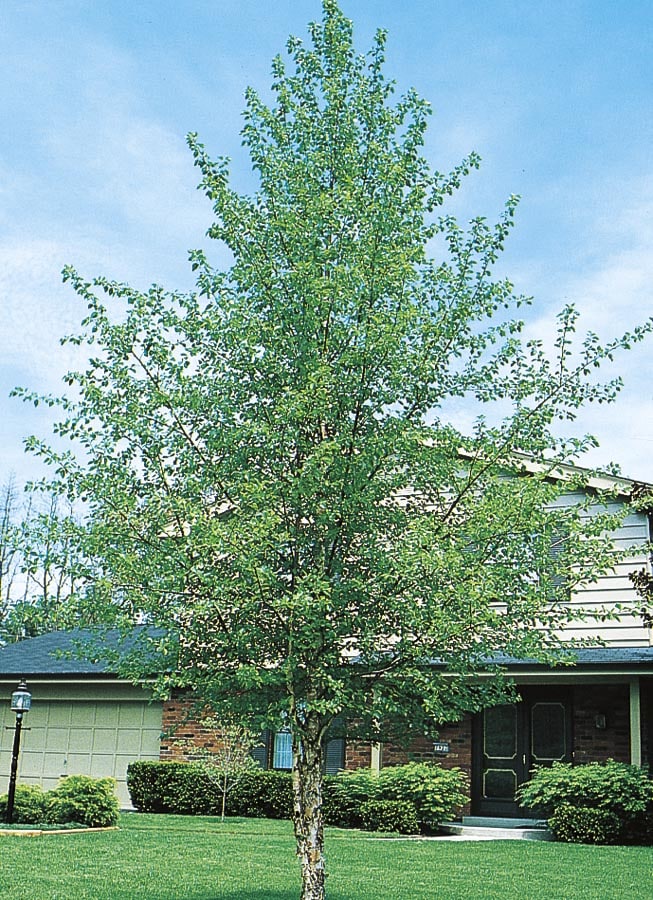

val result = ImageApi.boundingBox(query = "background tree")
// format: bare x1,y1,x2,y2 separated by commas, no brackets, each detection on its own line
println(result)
0,477,23,629
0,485,115,643
15,3,652,898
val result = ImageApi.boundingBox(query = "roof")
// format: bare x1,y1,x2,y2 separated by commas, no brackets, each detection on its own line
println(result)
0,629,165,678
455,448,653,502
2,631,653,681
494,647,653,669
0,630,112,676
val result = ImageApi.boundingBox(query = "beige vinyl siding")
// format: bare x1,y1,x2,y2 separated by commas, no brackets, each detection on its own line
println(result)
558,500,651,647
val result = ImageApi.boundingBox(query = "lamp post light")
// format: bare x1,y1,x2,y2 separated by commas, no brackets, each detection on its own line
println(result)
6,680,32,824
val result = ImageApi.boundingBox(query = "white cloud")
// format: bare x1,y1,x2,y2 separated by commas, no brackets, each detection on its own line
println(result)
0,238,88,383
45,113,210,249
513,176,653,480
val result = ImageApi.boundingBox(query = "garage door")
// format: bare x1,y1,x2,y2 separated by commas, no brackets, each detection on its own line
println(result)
0,698,162,808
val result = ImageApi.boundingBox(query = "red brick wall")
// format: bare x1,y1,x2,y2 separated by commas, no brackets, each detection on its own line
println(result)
344,740,372,770
160,698,216,760
377,718,473,780
343,717,473,778
572,684,630,764
162,684,642,780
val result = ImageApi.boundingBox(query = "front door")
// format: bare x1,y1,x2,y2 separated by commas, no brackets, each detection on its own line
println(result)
472,688,572,817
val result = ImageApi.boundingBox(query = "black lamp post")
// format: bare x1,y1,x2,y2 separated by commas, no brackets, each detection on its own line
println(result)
6,680,32,825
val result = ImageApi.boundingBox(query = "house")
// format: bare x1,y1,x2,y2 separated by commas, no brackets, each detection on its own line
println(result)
364,468,653,817
0,631,163,808
1,467,652,815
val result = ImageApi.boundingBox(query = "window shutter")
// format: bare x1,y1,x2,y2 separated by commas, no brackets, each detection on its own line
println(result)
549,531,568,595
324,737,345,774
251,729,270,769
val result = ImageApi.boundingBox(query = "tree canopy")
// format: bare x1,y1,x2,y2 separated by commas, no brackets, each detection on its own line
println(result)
15,3,652,897
0,477,111,643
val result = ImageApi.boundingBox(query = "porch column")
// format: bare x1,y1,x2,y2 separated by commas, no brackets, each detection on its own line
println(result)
370,742,382,773
629,676,642,767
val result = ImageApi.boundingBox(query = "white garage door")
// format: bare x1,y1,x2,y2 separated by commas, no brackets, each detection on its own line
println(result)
0,697,162,808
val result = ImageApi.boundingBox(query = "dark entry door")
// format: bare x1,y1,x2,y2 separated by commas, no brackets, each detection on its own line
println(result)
472,688,572,817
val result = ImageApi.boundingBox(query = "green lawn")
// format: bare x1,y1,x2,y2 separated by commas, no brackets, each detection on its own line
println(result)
0,814,651,900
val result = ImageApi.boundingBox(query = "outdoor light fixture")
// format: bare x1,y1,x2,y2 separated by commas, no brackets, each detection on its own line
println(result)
6,679,32,824
11,682,32,714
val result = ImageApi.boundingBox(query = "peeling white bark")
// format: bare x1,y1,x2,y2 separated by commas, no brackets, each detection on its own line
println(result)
292,722,326,900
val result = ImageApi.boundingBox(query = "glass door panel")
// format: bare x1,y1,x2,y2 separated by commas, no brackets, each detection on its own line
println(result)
531,702,567,764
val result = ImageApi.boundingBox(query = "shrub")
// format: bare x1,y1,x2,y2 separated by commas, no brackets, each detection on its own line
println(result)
227,770,293,819
379,762,468,828
549,804,621,845
359,799,420,834
127,760,176,813
127,761,292,818
517,760,653,844
0,784,48,824
127,760,466,832
45,775,119,828
127,761,221,814
323,769,380,828
322,763,467,830
127,761,175,813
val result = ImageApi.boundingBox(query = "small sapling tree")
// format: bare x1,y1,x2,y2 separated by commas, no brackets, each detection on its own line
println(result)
174,716,261,821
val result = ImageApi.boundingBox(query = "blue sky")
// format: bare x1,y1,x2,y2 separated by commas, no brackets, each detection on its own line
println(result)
1,0,652,486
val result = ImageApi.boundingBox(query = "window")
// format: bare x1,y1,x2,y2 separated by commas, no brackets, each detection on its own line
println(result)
251,726,345,774
272,729,293,770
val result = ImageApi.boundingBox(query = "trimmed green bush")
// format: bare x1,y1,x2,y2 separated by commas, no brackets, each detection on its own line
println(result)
359,799,420,834
378,762,468,828
227,770,293,819
0,777,119,828
549,804,621,845
517,760,653,844
127,761,292,818
0,784,48,824
45,775,119,828
323,769,380,828
125,760,179,813
126,761,220,814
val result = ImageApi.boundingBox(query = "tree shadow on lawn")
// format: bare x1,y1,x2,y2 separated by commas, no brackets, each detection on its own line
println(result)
193,893,297,900
194,891,351,900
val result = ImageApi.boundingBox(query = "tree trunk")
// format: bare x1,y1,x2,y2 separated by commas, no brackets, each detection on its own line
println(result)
292,720,326,900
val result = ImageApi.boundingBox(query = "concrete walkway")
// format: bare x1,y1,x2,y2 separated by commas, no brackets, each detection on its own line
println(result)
364,817,553,842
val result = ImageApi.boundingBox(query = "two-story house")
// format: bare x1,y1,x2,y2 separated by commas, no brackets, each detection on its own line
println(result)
1,465,651,813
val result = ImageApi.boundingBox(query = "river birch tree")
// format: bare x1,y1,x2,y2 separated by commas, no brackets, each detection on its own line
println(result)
16,3,652,898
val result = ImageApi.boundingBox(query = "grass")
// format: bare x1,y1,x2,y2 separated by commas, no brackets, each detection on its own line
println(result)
0,813,652,899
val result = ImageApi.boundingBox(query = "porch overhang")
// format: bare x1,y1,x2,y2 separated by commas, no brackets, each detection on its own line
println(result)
484,647,653,685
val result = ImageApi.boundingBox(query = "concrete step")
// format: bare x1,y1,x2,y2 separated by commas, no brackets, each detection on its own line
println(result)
439,819,552,841
462,816,546,829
